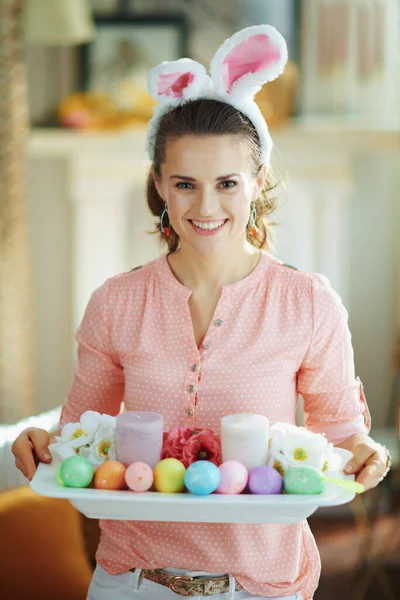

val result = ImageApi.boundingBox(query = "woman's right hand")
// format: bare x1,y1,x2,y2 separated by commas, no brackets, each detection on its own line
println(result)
11,428,54,481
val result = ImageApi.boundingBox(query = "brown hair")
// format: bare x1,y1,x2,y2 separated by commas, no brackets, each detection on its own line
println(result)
146,99,278,252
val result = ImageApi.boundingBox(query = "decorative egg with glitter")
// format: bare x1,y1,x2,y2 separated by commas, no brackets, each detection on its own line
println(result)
94,460,127,490
125,462,153,492
248,465,283,495
153,458,186,493
283,466,325,495
56,466,64,486
216,461,248,494
184,460,221,495
59,455,94,488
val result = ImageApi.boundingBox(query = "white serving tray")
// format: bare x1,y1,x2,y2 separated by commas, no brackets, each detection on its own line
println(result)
30,449,356,524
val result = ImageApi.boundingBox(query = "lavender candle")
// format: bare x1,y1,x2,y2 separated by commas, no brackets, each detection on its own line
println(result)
116,411,163,468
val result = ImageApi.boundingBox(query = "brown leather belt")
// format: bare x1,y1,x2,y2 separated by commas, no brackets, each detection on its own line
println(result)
130,568,244,596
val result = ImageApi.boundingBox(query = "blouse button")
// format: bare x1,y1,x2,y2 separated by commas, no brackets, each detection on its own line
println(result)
203,342,212,349
187,384,195,393
185,409,193,417
215,319,223,326
191,364,198,372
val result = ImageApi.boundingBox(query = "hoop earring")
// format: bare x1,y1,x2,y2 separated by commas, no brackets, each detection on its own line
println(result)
160,203,171,237
248,203,259,238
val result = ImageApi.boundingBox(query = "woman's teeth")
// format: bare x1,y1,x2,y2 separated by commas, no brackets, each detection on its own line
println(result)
191,220,226,230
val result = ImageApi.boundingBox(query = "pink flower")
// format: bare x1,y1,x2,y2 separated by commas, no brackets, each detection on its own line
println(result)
182,430,222,467
161,444,180,461
161,427,195,462
161,427,222,467
164,427,196,451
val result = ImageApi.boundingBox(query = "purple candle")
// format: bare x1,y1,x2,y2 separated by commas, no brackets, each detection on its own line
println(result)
116,411,163,468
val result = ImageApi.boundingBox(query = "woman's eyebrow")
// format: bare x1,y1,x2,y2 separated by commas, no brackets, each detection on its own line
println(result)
216,173,241,181
170,173,241,181
170,175,196,181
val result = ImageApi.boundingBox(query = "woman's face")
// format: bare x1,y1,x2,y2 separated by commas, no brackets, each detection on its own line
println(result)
155,134,265,256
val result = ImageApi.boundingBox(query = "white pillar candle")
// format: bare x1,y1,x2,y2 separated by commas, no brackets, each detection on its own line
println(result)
221,414,270,471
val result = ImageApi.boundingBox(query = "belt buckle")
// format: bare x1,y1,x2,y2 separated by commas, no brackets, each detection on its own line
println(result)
168,575,195,595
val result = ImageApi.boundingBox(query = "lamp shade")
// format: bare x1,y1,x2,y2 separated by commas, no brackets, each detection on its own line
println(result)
22,0,95,45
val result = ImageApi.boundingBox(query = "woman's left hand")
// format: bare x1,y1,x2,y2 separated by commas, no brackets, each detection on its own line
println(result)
343,442,389,491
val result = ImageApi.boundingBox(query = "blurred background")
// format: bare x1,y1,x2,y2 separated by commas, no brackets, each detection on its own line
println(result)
0,1,399,599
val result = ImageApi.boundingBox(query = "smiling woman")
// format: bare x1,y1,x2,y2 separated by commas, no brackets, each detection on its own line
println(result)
12,23,389,600
146,98,278,254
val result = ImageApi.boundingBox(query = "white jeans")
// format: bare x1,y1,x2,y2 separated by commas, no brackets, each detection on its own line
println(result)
87,565,304,600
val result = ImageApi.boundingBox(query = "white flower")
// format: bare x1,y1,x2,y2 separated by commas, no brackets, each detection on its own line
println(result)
268,423,335,474
79,423,116,468
322,451,342,472
98,414,116,428
48,440,76,463
55,411,102,449
50,411,116,465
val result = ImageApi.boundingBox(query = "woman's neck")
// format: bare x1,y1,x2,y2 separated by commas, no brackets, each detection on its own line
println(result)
167,244,261,294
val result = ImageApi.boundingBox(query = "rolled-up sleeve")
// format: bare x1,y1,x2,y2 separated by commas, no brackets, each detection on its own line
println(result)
297,273,371,445
59,279,124,429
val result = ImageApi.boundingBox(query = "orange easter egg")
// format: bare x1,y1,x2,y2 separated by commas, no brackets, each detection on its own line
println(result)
94,460,127,490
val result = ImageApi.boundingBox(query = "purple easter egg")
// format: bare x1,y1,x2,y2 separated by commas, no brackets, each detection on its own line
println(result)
248,465,283,494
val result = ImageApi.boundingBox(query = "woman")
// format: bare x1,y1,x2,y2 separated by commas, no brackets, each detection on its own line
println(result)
12,25,390,600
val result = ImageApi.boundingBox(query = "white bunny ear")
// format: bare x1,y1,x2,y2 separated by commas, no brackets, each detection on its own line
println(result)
147,58,212,106
210,25,288,99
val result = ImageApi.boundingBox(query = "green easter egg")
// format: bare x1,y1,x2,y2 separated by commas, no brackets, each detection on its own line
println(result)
59,455,94,488
56,466,65,486
284,466,324,495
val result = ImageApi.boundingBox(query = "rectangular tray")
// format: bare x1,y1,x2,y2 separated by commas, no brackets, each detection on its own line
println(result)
31,449,356,524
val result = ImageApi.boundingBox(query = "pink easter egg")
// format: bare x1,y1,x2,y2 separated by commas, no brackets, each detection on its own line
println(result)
217,460,248,494
125,461,154,492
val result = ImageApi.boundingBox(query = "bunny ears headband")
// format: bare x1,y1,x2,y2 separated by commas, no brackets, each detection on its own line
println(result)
146,25,288,167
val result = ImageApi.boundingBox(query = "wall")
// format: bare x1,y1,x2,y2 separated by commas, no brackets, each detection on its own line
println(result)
348,155,400,425
27,157,74,413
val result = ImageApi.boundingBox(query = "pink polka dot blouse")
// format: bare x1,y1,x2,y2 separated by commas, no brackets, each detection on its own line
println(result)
60,251,371,600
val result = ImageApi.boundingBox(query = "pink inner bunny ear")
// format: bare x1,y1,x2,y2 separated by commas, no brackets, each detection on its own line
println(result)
222,33,281,93
156,71,195,98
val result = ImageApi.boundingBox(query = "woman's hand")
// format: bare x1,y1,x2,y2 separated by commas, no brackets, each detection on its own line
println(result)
11,428,55,481
343,441,389,491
